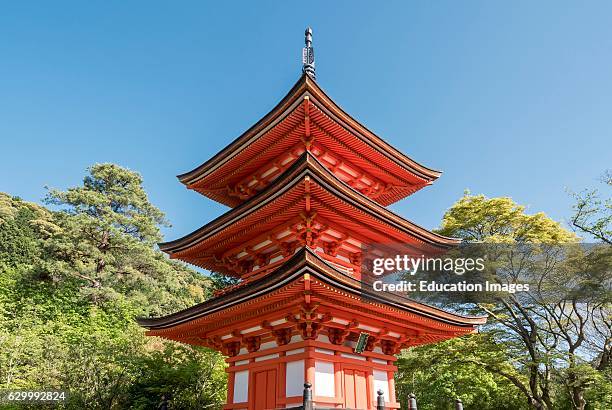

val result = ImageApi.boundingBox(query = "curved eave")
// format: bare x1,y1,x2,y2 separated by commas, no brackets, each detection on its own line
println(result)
138,248,487,331
159,152,458,257
177,74,441,187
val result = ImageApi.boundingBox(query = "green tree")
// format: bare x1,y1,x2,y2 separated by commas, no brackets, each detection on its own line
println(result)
128,343,227,409
396,335,529,410
433,193,611,410
0,163,228,409
436,193,576,244
569,171,611,244
41,164,211,315
43,163,167,287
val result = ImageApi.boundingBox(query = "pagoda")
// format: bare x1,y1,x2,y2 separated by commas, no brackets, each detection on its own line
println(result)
139,28,485,410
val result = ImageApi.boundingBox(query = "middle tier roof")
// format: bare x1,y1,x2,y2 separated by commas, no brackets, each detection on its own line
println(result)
160,153,458,279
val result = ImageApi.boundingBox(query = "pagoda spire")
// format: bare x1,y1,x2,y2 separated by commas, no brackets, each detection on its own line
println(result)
302,27,315,79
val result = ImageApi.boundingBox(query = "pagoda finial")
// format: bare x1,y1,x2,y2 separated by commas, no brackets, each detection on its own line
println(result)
302,27,316,79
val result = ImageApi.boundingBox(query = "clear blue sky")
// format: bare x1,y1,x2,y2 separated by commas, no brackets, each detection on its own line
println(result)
1,1,610,242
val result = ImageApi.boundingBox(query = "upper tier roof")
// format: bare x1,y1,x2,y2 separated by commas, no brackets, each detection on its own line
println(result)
178,74,442,207
160,153,458,277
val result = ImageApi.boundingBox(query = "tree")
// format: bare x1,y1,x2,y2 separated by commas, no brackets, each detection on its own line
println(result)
436,194,577,244
41,164,211,314
396,334,529,410
568,171,612,388
43,163,168,288
569,171,611,244
436,193,610,410
0,163,228,408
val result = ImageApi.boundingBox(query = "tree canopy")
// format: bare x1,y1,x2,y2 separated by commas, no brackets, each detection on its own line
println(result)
0,164,226,409
396,193,611,410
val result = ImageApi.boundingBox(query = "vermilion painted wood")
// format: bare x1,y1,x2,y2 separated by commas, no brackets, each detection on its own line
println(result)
178,75,441,207
140,72,487,410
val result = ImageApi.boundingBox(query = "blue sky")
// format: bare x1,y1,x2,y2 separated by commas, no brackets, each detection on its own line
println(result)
1,1,610,243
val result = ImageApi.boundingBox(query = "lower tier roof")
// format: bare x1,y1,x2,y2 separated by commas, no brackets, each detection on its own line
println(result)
138,249,486,353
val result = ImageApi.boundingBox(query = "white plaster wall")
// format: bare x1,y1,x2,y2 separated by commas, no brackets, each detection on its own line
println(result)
233,370,249,403
259,341,277,351
314,361,335,397
286,360,305,397
372,370,389,401
340,352,366,361
254,353,279,362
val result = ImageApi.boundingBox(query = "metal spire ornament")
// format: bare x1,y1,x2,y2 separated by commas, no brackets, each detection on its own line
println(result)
302,27,316,79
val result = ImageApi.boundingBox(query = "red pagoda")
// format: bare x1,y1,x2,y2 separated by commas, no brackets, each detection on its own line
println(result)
139,28,485,410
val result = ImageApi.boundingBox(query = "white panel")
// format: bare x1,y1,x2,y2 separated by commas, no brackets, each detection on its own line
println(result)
358,324,380,332
315,348,334,355
252,239,272,250
269,254,284,263
233,370,249,403
234,359,249,366
241,325,262,334
373,370,390,401
270,318,287,326
286,360,305,397
336,254,351,263
277,230,291,239
315,361,335,397
340,353,366,361
372,358,387,365
331,317,350,325
286,348,305,355
254,353,279,362
259,341,277,351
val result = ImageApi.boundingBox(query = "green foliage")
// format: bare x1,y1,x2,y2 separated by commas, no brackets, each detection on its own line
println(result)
128,343,227,410
437,193,577,243
431,192,611,410
0,195,46,266
397,335,529,410
0,164,227,409
583,366,612,410
569,170,611,244
37,164,212,315
45,163,168,245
